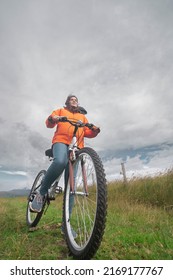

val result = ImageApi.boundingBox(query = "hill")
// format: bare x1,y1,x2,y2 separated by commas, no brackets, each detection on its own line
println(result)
0,188,30,197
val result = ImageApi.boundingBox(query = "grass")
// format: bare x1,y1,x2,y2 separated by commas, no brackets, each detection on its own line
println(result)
0,196,68,260
0,171,173,260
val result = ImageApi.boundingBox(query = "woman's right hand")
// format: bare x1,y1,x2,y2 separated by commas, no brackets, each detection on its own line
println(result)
51,115,67,123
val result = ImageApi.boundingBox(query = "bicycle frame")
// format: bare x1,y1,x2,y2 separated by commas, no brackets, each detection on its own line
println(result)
68,121,88,195
46,119,89,196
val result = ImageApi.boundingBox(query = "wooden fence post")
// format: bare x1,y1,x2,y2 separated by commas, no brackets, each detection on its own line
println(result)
121,162,127,185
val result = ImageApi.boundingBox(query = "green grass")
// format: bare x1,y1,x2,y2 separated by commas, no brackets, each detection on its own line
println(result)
0,196,69,260
0,172,173,260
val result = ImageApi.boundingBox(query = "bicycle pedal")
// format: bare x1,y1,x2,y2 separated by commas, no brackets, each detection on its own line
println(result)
48,196,55,200
55,186,63,194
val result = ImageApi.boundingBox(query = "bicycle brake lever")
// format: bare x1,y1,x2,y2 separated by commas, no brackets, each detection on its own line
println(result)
77,120,83,125
60,117,67,122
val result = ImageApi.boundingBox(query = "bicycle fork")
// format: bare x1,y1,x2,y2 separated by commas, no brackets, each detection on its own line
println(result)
69,154,88,195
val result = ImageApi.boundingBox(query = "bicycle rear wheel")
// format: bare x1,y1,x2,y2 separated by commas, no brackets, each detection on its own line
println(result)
26,170,46,227
63,147,107,259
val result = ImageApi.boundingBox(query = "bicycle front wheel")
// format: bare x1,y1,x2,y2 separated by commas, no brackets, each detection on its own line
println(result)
26,170,46,227
63,147,107,259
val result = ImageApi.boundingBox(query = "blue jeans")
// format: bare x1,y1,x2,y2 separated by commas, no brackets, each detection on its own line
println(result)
40,143,69,196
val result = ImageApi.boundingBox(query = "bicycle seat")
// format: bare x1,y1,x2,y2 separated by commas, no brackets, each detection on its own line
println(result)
45,149,53,158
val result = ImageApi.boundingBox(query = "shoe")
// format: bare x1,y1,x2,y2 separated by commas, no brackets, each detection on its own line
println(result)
29,193,44,213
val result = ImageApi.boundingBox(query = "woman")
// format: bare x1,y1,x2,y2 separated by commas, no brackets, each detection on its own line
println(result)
30,94,100,212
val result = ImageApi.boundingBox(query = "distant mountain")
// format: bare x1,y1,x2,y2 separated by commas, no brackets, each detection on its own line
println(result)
0,188,30,197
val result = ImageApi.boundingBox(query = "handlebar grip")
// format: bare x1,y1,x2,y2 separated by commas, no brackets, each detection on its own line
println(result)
86,123,94,129
59,116,67,122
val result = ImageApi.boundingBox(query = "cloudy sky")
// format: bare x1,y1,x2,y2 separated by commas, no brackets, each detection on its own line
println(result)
1,0,173,191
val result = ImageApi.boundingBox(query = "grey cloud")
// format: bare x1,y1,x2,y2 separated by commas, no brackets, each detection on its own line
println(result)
0,121,49,171
1,0,173,190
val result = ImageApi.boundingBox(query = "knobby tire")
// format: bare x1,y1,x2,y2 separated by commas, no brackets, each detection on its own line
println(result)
63,147,107,259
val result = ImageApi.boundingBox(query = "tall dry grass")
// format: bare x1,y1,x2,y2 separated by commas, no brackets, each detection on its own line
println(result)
108,170,173,208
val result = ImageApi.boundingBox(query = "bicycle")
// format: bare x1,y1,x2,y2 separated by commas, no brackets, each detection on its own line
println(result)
26,118,107,259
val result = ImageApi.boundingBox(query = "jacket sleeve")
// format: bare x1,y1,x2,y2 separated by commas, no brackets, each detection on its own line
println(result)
83,116,100,138
84,127,100,138
45,109,61,128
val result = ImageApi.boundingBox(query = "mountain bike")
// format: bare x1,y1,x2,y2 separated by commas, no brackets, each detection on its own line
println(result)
26,118,107,259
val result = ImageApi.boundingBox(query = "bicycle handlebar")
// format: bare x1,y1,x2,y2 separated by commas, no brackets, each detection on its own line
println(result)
58,117,95,129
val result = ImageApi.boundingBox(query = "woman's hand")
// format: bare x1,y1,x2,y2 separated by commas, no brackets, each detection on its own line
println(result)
48,115,67,123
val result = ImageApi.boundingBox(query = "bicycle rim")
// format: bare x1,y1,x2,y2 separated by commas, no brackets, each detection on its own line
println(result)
63,147,107,259
26,170,46,227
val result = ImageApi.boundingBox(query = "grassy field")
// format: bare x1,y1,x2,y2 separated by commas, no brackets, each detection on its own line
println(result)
0,172,173,260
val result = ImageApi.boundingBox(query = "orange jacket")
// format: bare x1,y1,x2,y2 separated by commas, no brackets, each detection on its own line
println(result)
46,107,99,149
